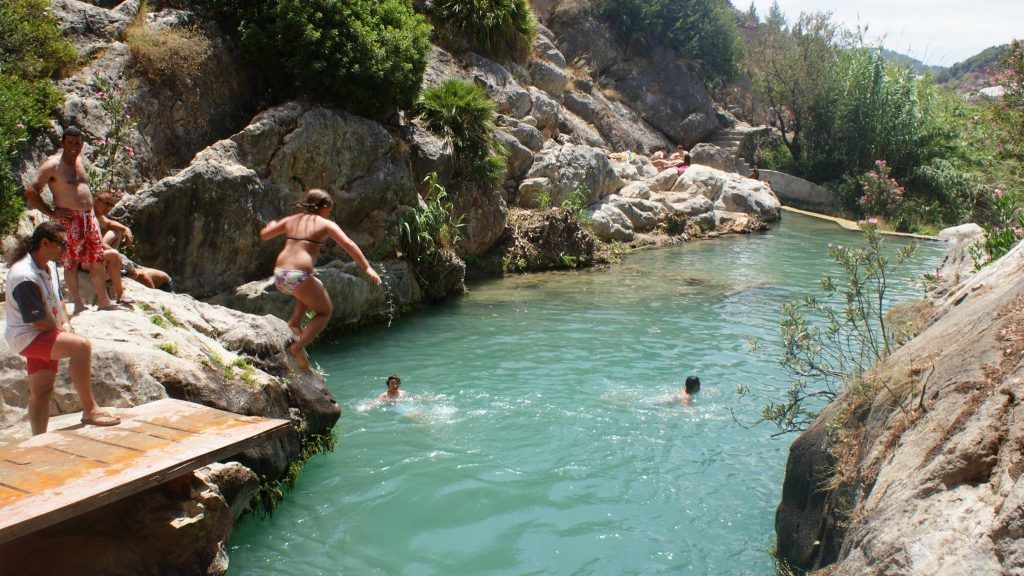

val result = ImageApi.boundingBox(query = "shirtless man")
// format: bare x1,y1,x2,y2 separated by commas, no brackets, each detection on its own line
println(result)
23,127,125,313
377,375,406,402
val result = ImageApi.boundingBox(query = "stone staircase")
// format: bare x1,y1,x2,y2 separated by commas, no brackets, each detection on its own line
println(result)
695,125,771,174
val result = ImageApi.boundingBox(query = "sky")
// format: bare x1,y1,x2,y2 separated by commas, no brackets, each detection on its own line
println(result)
745,0,1023,67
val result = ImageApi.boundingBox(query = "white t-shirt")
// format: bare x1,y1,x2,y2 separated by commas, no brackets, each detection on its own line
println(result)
4,255,62,353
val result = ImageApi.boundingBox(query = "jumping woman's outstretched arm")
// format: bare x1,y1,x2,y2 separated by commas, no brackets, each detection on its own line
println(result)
326,220,382,285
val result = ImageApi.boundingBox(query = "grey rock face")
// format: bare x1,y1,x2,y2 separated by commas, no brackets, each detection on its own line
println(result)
496,129,535,181
671,165,781,222
463,53,533,119
549,11,719,147
529,58,569,98
452,182,510,256
776,231,1024,576
522,142,625,205
563,91,673,154
498,116,545,152
588,203,634,242
528,87,560,138
121,102,416,297
690,143,737,173
609,196,663,232
534,33,567,68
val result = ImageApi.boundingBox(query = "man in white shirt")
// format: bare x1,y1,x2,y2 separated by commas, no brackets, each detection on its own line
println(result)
5,222,120,434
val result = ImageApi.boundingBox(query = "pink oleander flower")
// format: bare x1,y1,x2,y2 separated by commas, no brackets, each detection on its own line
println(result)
994,188,1005,198
875,159,887,167
1015,227,1023,237
126,146,135,159
15,123,24,130
868,217,879,225
98,91,106,100
125,114,131,120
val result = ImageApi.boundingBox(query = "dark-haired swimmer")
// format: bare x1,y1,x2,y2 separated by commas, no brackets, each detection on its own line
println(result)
677,375,701,406
260,188,381,371
377,374,406,402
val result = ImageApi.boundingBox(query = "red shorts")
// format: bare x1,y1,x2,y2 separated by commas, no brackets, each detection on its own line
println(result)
20,331,60,375
55,211,106,271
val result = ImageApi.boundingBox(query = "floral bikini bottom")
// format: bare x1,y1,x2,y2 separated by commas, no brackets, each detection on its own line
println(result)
273,268,312,296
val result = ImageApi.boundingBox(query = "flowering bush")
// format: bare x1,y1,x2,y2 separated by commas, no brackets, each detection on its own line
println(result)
86,77,138,193
970,187,1024,268
857,160,906,222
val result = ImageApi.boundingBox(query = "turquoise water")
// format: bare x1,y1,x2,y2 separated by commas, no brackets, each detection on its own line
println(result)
229,214,948,575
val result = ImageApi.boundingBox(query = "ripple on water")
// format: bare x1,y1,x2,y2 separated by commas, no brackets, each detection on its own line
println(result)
229,214,949,575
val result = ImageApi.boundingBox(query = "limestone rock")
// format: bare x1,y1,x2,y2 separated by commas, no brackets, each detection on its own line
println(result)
408,122,455,191
562,91,673,154
496,129,535,181
556,106,608,148
197,462,260,523
608,152,658,182
121,102,416,297
619,181,653,200
776,237,1024,575
53,0,131,60
534,33,567,68
522,142,625,206
549,11,720,146
464,52,533,119
690,142,737,173
609,196,663,232
517,177,552,208
671,165,781,222
497,116,545,152
938,223,985,242
587,203,634,242
529,58,568,98
528,87,560,137
492,208,599,273
647,168,682,192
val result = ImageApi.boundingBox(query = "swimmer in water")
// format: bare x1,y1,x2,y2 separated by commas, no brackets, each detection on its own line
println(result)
677,375,701,405
377,374,406,402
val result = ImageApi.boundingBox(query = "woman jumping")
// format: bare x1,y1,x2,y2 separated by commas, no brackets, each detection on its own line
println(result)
260,189,381,370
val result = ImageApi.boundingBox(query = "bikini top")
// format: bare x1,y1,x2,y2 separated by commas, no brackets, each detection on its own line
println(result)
287,237,324,244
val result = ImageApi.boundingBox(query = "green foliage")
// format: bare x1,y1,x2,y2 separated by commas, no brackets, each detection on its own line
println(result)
430,0,537,62
245,430,336,518
416,79,506,189
201,0,431,120
740,225,918,433
970,188,1024,268
599,0,744,83
149,315,168,328
536,187,551,209
0,0,76,234
156,341,178,355
399,173,465,266
748,9,983,231
561,183,590,222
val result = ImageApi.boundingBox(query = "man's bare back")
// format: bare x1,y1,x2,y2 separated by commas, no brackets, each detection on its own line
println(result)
25,136,93,217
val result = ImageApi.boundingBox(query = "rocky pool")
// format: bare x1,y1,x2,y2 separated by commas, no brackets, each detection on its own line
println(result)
229,213,949,575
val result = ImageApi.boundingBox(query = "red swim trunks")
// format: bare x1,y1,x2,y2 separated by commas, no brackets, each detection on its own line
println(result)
19,330,60,375
55,210,106,270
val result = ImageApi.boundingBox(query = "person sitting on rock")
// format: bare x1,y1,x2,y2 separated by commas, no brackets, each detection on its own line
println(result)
4,222,121,434
677,375,701,405
260,188,382,371
23,126,128,313
377,374,406,402
93,190,172,292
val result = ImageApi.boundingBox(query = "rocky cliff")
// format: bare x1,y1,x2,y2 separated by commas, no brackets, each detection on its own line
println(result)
776,239,1024,575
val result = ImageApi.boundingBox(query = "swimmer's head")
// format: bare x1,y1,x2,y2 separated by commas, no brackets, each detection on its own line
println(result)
386,375,401,391
685,375,701,394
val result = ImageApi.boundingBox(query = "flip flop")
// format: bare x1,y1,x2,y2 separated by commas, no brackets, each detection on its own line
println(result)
81,411,121,427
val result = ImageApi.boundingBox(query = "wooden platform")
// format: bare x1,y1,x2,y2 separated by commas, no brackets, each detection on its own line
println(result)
0,398,290,545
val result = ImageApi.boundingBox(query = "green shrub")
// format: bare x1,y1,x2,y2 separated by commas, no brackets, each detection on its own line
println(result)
202,0,431,120
399,173,464,266
416,79,506,189
0,0,76,234
430,0,538,62
561,183,590,222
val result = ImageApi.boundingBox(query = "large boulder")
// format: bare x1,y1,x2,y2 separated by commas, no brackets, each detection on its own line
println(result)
608,196,664,232
671,165,781,222
520,141,625,206
690,142,737,173
528,87,560,138
529,58,568,98
587,203,634,242
120,102,416,297
452,182,510,256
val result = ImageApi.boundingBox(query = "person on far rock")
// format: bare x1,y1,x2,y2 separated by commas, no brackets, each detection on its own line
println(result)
4,222,121,434
23,126,128,313
260,188,382,371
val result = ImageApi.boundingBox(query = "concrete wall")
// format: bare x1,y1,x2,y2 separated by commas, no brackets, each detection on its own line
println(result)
759,169,838,215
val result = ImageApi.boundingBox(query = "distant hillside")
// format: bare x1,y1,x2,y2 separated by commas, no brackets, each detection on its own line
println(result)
879,48,945,76
936,44,1010,93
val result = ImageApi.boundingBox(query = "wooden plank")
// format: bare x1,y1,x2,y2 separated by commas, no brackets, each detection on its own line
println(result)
0,398,290,545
